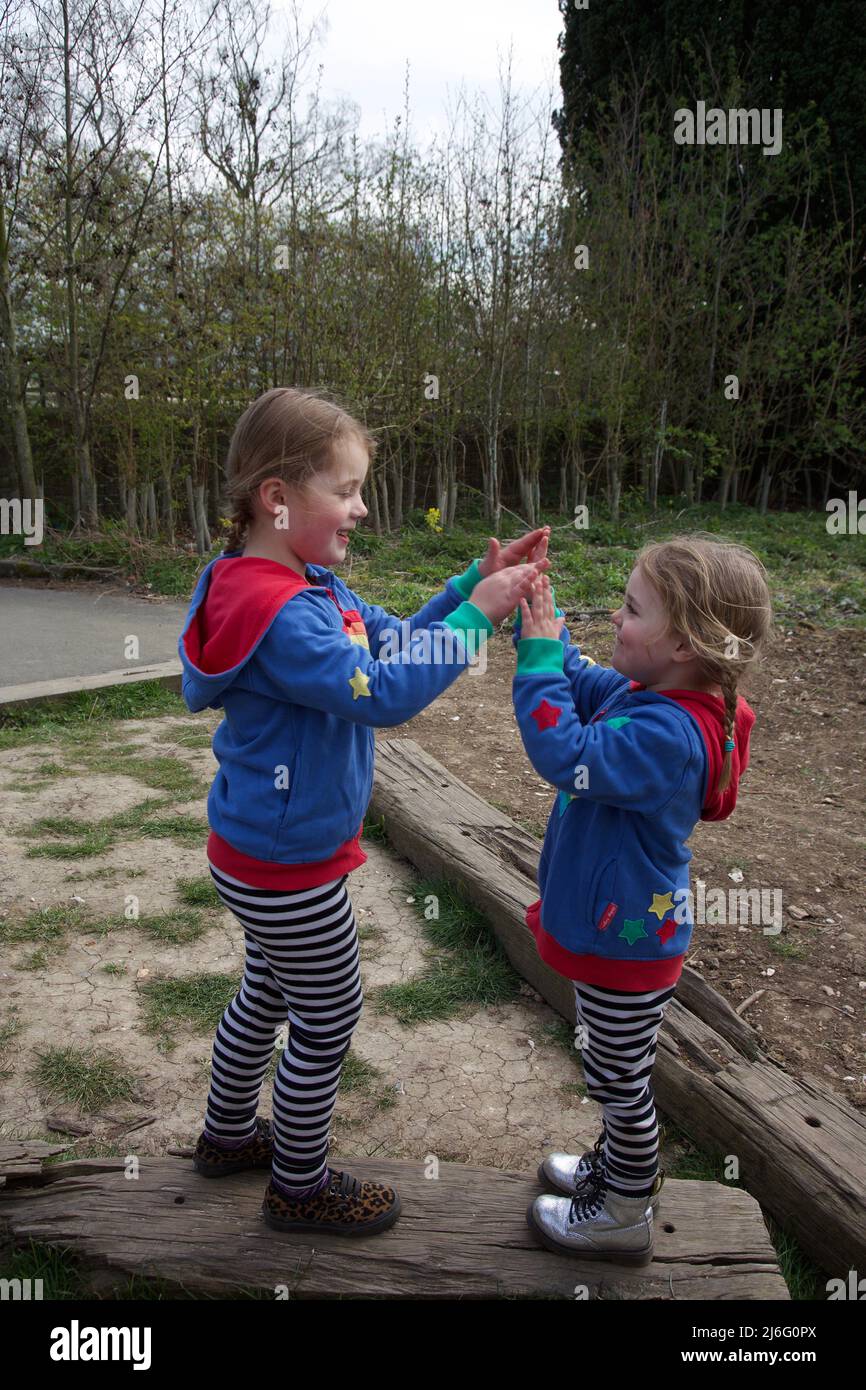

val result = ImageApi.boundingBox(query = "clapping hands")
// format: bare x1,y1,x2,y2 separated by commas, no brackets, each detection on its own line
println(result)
518,572,565,641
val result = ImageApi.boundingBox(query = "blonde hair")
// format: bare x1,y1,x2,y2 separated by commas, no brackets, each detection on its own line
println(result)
635,536,774,794
220,386,378,554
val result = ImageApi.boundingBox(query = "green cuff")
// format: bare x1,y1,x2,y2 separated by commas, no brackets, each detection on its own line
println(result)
516,637,565,674
442,598,494,645
513,597,564,634
451,557,483,601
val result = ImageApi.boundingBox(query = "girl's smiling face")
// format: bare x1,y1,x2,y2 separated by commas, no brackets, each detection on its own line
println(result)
244,435,369,573
295,435,370,566
610,564,688,687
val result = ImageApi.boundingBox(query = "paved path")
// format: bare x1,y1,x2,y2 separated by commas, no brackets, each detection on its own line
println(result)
0,584,190,686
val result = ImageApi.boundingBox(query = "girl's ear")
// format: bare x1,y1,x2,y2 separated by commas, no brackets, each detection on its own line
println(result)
671,634,698,663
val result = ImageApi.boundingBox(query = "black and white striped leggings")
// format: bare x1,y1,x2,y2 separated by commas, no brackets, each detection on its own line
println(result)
203,866,363,1199
573,979,677,1199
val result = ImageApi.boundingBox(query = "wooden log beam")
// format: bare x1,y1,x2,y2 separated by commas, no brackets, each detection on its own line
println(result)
367,737,866,1277
0,661,182,710
0,1148,787,1299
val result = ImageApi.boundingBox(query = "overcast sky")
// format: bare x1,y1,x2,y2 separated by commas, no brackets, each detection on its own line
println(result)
267,0,565,146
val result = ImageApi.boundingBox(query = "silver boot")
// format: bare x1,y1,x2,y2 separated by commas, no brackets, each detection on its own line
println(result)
539,1136,664,1215
527,1169,655,1264
537,1131,605,1193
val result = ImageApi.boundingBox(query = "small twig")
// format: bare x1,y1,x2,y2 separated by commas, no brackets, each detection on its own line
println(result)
787,993,850,1015
633,507,690,530
734,989,765,1015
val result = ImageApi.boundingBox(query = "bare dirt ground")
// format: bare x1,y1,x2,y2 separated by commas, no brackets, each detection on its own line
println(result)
392,619,866,1108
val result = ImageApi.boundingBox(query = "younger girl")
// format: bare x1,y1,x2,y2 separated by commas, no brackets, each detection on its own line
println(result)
179,385,550,1236
511,538,773,1264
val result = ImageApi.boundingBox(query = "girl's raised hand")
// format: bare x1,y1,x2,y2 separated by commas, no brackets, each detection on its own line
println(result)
519,573,565,641
470,563,543,626
477,526,551,579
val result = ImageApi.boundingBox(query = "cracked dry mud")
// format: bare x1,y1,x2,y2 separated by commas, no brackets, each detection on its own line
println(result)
0,715,599,1172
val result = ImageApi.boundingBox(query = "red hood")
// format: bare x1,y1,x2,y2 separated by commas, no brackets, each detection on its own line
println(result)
182,556,369,677
183,557,312,674
630,682,755,820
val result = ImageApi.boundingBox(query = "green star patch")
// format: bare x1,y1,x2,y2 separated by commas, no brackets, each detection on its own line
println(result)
619,917,648,945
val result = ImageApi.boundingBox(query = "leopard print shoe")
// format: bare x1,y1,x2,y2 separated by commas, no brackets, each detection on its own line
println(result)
262,1168,401,1236
192,1117,274,1177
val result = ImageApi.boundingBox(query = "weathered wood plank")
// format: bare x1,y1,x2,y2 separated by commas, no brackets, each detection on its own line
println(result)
0,661,182,709
0,1155,787,1300
368,737,866,1277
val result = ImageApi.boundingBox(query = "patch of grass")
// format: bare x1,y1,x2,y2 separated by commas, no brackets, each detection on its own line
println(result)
769,936,810,960
175,875,221,908
67,751,208,798
136,972,238,1054
0,1009,22,1049
135,908,208,944
0,903,86,944
30,1044,139,1111
154,726,214,749
559,1080,587,1100
360,813,387,844
19,948,49,971
138,813,209,844
371,876,521,1024
337,1048,382,1094
0,900,208,948
102,962,128,975
541,1018,580,1055
15,797,208,858
25,828,116,859
357,922,384,943
0,681,188,750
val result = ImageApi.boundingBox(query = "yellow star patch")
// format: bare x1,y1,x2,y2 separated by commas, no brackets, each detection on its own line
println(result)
648,891,674,920
348,666,371,700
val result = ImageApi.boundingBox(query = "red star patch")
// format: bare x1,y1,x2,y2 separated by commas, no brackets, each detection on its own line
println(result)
530,698,562,731
656,917,677,944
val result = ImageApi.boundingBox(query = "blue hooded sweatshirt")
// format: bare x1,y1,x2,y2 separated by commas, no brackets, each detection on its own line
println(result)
510,616,755,989
177,551,492,872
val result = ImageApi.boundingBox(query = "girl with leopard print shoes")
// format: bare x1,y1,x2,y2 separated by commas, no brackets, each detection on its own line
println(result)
180,385,550,1235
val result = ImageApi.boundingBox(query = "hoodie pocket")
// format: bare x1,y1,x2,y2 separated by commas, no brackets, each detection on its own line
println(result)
587,821,625,942
588,857,617,937
270,746,302,856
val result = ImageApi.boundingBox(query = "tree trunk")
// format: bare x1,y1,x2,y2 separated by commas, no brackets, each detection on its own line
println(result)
194,482,210,552
146,481,157,535
184,473,198,543
390,453,403,530
367,462,381,536
719,465,731,509
758,464,772,515
407,435,417,513
379,465,391,534
209,439,220,528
